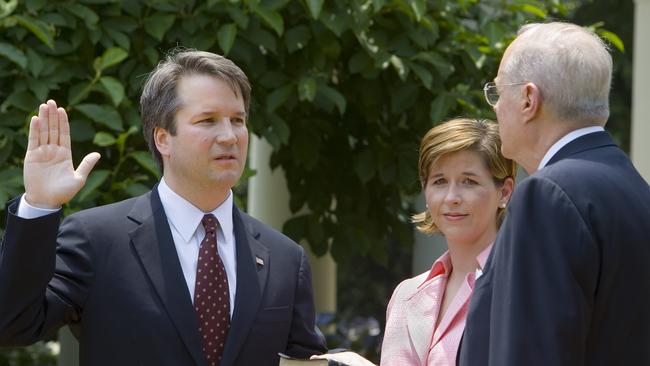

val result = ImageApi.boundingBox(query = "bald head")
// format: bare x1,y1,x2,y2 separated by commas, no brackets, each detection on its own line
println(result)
500,22,612,126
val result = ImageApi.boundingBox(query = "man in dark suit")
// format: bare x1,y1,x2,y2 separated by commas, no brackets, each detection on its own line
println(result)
459,22,650,365
0,50,326,365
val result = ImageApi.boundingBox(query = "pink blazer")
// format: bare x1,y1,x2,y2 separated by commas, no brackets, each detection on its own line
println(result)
380,246,492,366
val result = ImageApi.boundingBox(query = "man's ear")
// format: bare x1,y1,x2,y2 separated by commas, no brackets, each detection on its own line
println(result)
154,127,170,157
521,83,541,123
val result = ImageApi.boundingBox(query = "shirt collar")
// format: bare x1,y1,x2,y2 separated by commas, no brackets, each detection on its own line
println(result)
476,242,493,270
157,177,234,244
419,243,494,288
537,126,605,171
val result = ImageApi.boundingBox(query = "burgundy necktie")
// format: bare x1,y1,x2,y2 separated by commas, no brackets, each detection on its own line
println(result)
194,214,230,365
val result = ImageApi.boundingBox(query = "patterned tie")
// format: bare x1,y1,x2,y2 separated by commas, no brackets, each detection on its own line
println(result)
194,214,230,365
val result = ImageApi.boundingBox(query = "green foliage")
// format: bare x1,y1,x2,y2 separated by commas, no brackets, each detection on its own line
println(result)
0,0,626,359
0,0,557,248
0,342,57,366
266,0,579,270
571,0,633,153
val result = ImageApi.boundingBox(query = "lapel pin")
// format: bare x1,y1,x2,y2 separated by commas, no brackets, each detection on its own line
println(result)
255,257,264,267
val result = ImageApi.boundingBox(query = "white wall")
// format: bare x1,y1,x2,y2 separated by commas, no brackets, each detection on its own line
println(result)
247,135,336,313
632,0,650,182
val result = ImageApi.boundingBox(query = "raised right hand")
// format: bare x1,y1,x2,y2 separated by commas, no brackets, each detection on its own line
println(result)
23,100,101,209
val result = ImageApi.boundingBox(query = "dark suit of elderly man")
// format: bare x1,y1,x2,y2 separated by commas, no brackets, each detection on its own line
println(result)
0,50,326,366
459,22,650,366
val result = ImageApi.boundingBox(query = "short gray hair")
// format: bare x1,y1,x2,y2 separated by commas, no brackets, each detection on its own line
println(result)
501,22,612,124
140,49,251,171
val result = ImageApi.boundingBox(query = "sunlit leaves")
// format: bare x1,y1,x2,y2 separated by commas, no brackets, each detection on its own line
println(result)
0,0,17,19
129,151,160,179
298,77,317,102
93,47,128,73
304,0,324,19
12,15,54,48
0,0,617,272
93,131,116,147
75,170,111,203
99,76,125,106
598,29,624,52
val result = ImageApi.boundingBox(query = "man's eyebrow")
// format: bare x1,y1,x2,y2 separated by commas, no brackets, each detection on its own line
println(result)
191,110,247,119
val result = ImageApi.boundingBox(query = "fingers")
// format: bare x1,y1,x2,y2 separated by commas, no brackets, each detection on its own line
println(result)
36,100,63,146
38,103,48,146
47,100,59,146
58,107,71,149
27,116,39,152
76,152,101,180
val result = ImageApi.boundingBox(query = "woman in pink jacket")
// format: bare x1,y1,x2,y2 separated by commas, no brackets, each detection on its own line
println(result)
314,118,516,365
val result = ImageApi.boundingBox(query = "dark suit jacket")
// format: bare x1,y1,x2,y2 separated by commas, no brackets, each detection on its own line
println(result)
0,187,326,365
459,131,650,365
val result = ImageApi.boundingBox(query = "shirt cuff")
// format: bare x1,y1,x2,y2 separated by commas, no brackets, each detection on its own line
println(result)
17,194,61,219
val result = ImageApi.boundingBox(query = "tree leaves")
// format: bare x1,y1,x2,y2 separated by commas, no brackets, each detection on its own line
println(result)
251,5,284,36
285,25,311,53
0,0,619,301
298,77,317,102
99,76,125,106
598,29,625,52
143,13,175,41
266,84,293,113
429,93,456,123
93,47,128,73
316,84,346,115
12,15,54,48
218,23,238,55
0,0,18,19
75,104,123,131
0,42,26,69
129,151,160,179
75,169,111,203
66,3,99,29
0,2,626,354
304,0,324,19
93,131,116,146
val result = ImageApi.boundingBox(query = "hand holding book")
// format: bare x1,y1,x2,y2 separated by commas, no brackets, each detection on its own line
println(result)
309,351,376,366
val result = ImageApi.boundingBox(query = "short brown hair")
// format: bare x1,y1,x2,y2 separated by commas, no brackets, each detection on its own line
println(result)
139,49,251,171
412,118,517,234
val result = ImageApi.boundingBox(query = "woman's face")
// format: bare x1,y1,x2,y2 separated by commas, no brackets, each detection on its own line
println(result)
424,150,512,246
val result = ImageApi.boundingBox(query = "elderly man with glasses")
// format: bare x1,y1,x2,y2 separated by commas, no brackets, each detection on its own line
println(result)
459,22,650,366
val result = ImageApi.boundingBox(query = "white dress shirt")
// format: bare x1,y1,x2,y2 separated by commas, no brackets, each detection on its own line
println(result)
16,178,238,316
537,126,605,171
157,178,237,315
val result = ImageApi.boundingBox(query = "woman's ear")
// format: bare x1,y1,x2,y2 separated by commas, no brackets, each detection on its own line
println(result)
500,177,515,207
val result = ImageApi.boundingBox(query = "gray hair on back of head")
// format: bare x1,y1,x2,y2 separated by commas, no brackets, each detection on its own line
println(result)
502,22,612,125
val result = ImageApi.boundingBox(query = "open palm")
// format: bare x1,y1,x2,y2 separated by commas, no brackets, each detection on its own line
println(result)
23,100,100,209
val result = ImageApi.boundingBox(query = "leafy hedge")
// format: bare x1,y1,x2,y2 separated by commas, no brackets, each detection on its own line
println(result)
1,0,594,252
0,0,626,362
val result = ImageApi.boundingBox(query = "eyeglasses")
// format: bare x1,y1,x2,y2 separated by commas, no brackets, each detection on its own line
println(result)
483,81,528,107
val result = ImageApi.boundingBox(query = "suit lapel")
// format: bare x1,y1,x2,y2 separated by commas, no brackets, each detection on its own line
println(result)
220,207,269,366
430,281,472,348
128,188,206,366
405,277,445,365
